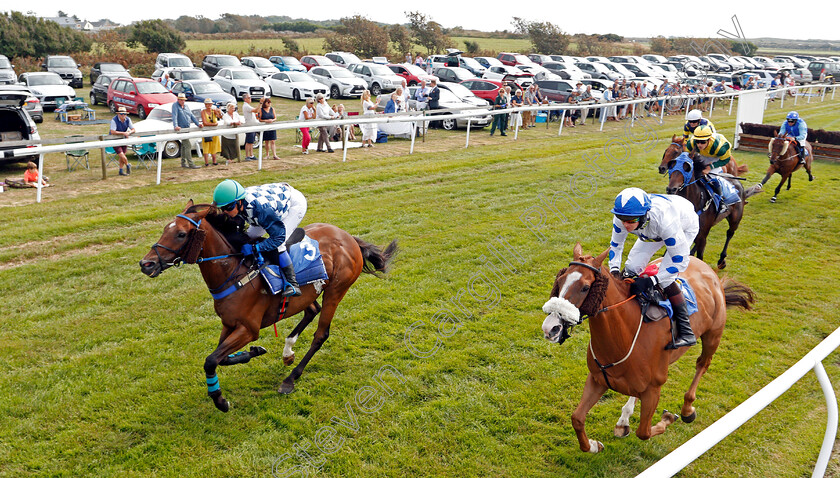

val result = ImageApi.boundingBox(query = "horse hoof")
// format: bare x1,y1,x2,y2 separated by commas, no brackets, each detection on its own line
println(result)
282,354,295,366
681,411,697,423
278,381,295,395
809,176,815,182
214,397,230,413
662,410,677,424
250,346,267,358
613,425,631,438
770,197,777,203
587,439,604,453
717,261,726,270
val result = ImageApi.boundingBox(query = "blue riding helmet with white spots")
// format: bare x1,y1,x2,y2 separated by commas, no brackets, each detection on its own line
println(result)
786,111,799,121
611,187,651,217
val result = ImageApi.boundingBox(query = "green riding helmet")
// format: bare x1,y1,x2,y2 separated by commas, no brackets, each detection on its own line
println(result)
213,179,246,207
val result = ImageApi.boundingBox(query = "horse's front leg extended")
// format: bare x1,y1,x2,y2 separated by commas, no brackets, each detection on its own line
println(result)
772,175,786,203
572,373,608,453
637,387,676,440
205,324,258,412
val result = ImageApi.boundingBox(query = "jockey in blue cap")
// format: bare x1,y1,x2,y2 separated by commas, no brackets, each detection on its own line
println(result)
780,111,809,166
213,179,307,297
609,187,700,349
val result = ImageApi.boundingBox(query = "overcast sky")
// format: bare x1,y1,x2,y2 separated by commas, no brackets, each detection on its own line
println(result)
10,1,840,41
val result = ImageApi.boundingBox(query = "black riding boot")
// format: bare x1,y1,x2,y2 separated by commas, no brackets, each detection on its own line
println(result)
707,177,727,215
797,145,806,165
665,294,696,350
280,264,301,297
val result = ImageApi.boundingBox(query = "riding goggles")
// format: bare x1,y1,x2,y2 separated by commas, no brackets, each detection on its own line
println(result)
220,202,237,212
615,215,641,223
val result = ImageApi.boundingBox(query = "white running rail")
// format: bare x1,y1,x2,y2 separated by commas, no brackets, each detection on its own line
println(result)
638,325,840,478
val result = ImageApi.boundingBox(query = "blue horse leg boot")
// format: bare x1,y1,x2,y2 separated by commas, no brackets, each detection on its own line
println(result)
278,250,301,297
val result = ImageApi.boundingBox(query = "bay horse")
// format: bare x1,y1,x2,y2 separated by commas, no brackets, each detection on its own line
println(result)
541,243,754,453
665,152,760,269
140,201,397,412
658,135,748,176
759,134,815,203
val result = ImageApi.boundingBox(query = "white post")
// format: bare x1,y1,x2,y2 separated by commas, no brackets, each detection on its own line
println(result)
558,110,566,136
342,125,349,163
630,103,636,128
35,154,44,203
514,109,520,140
257,133,263,170
832,85,836,100
465,118,471,148
729,94,735,115
821,86,826,102
600,104,607,131
807,86,812,103
156,142,163,185
660,98,666,124
410,121,416,154
781,90,785,109
813,361,839,478
709,97,715,118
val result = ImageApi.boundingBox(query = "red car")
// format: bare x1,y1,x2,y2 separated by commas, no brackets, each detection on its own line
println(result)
300,55,336,71
387,63,436,86
497,52,536,68
107,77,177,119
459,78,504,102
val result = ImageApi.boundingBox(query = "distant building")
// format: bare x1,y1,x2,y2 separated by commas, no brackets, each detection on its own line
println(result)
38,16,120,31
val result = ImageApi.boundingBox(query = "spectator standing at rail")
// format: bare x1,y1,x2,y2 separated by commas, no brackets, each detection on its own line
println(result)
490,88,508,137
200,98,223,166
298,98,315,154
220,101,242,164
241,93,258,161
172,93,203,169
110,106,135,176
257,97,280,160
315,93,337,153
360,90,377,148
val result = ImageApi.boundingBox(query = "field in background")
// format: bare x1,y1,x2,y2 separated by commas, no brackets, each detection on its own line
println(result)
1,96,839,477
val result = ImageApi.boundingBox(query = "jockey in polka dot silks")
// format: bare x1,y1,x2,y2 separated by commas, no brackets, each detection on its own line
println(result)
608,188,700,349
213,180,308,297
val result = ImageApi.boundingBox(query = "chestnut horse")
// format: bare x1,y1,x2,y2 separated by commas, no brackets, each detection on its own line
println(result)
664,152,760,269
541,243,754,453
140,201,397,412
658,135,748,176
759,135,815,203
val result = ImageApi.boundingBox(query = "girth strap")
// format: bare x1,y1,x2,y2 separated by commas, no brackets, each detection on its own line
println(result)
210,269,260,300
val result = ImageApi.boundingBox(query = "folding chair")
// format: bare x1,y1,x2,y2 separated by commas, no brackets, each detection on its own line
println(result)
105,147,120,167
132,142,158,170
65,135,90,171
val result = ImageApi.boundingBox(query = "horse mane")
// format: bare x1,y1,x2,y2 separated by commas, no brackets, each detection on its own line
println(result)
549,265,610,317
185,203,251,251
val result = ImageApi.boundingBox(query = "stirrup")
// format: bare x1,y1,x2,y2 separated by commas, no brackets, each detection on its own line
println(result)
282,285,301,297
665,336,697,350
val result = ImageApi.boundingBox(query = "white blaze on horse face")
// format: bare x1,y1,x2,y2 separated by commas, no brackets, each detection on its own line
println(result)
560,272,582,299
168,222,176,229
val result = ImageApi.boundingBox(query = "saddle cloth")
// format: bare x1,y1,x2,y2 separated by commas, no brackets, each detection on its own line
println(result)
703,176,741,212
641,278,699,323
260,234,329,295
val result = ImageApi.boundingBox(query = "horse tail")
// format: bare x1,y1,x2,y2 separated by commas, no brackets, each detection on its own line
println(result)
354,237,398,276
722,278,756,310
743,183,764,198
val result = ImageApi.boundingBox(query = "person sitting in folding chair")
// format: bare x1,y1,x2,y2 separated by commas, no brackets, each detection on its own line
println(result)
110,106,135,176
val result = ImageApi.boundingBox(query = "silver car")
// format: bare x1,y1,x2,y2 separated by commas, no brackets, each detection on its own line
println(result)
241,56,279,79
308,66,368,99
347,63,401,96
212,67,270,100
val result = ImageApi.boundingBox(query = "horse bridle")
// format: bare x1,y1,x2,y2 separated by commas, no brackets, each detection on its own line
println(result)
769,137,800,164
149,214,202,270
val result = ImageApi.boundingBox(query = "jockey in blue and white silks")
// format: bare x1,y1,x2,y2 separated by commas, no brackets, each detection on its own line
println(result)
780,111,809,165
608,188,699,349
213,180,307,297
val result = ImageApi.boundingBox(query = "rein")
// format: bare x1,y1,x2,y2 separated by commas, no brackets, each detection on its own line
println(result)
567,260,642,391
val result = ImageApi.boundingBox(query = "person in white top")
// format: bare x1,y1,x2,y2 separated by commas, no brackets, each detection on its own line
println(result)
298,98,316,154
315,93,338,153
360,90,378,148
608,187,700,349
220,102,243,163
241,93,259,161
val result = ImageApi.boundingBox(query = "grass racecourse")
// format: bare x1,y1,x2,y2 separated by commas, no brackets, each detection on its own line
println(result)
1,94,840,477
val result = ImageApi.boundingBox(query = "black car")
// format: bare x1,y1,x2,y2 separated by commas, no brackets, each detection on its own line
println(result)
202,55,241,78
41,55,83,88
89,74,125,106
435,67,474,83
90,62,130,86
535,79,576,102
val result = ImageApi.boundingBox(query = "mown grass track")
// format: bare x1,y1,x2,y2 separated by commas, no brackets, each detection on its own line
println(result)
1,99,839,477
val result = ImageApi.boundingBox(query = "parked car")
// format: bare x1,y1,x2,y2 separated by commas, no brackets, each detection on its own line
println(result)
325,52,363,69
437,82,489,107
781,67,813,84
434,67,475,83
497,52,535,67
521,63,581,81
308,66,367,99
752,56,781,70
347,63,401,95
17,72,75,110
107,77,177,119
527,54,553,65
774,55,809,68
152,68,211,84
269,56,307,72
460,78,506,102
300,55,336,71
371,57,389,65
2,84,43,123
535,79,578,103
474,57,505,69
239,57,279,79
0,55,15,85
133,101,202,159
388,63,436,86
41,55,83,88
430,53,486,77
599,62,636,79
202,54,241,78
155,53,194,71
170,80,235,107
808,61,840,82
483,65,534,86
571,61,620,81
89,62,130,86
212,67,270,100
266,71,328,101
642,54,668,64
0,88,41,164
90,74,125,106
406,86,492,130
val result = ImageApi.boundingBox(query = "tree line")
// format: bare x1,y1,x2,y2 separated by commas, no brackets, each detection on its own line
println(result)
0,12,92,58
